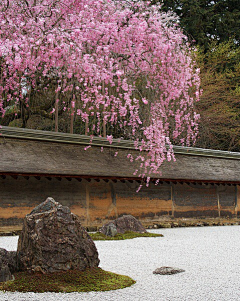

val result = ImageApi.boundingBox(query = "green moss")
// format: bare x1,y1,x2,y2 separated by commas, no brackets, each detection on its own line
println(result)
0,268,135,293
90,231,163,240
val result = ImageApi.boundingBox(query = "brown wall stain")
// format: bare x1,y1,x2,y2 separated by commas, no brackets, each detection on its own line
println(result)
0,206,34,219
88,181,113,221
116,197,172,218
69,205,86,221
235,185,240,217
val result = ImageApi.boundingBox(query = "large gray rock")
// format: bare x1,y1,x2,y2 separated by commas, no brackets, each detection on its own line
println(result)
100,215,146,235
17,197,99,273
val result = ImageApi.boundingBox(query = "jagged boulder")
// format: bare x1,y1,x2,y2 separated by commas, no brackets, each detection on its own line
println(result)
17,197,99,273
99,215,146,236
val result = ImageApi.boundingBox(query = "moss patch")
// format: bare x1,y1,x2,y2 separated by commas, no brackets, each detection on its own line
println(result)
90,231,163,240
0,268,135,293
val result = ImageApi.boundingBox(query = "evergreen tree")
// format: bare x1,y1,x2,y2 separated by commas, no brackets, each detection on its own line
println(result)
161,0,240,50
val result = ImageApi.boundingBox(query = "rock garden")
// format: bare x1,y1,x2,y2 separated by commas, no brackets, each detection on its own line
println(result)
0,197,163,293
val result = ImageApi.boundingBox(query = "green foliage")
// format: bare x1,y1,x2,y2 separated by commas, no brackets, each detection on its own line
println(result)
195,40,240,151
0,268,135,293
90,231,163,240
158,0,240,151
160,0,240,51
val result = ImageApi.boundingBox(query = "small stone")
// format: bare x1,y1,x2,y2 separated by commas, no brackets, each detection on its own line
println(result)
32,266,45,274
0,248,18,282
105,223,117,237
99,215,146,235
161,223,172,228
0,264,12,282
153,266,185,275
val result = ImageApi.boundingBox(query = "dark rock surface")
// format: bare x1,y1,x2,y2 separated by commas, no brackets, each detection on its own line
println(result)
99,215,146,235
0,264,12,283
17,197,99,273
0,248,17,282
0,249,18,274
153,267,185,275
6,251,18,274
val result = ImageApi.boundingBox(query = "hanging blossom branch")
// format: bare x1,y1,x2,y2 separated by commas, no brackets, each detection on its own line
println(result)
0,0,201,182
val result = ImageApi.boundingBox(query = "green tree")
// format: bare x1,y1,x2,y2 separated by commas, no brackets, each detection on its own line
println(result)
195,40,240,151
160,0,240,50
156,1,240,151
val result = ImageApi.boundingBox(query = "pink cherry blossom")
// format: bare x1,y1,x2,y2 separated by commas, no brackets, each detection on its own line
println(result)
0,0,200,181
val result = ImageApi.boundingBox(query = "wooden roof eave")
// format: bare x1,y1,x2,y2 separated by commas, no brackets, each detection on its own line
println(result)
1,126,240,160
0,172,239,186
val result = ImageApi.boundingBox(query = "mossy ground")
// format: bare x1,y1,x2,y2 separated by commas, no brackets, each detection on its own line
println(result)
90,231,163,240
0,268,135,293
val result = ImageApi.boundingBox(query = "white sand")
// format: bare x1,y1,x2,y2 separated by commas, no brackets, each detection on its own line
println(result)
0,226,240,301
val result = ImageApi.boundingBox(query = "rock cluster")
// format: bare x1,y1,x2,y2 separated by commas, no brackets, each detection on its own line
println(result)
17,197,99,273
99,215,146,236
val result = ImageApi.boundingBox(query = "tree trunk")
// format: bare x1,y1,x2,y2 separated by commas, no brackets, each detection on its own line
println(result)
55,92,59,132
70,100,75,134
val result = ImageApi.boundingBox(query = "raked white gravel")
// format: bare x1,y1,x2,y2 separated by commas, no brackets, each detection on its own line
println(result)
0,226,240,301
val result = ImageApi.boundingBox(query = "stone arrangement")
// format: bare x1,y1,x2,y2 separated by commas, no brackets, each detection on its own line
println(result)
17,197,100,273
0,200,150,282
0,197,100,281
99,214,146,236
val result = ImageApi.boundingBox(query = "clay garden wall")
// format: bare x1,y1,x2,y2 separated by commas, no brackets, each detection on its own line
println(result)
0,126,239,227
0,176,238,227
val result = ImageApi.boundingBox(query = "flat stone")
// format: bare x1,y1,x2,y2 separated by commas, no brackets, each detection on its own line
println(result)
153,267,185,275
